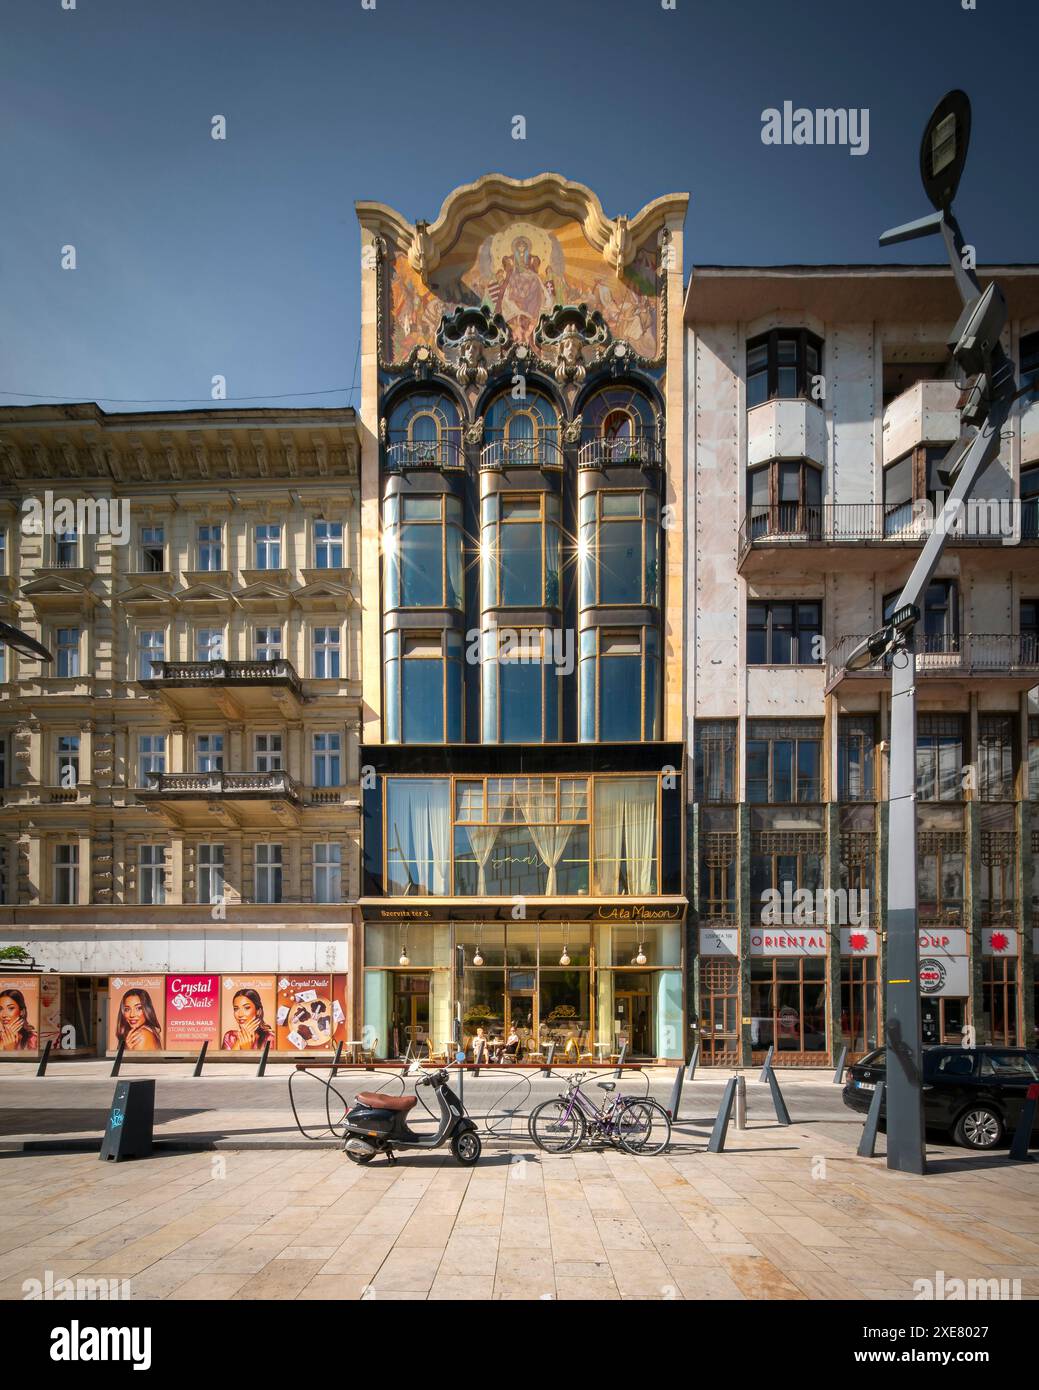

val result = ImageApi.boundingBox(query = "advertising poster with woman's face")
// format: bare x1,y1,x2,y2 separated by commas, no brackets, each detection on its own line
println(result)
0,977,40,1053
166,975,220,1050
38,975,62,1050
108,976,165,1053
221,975,276,1052
276,975,335,1051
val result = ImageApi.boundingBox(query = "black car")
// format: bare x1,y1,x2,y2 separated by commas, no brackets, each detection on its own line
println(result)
842,1045,1039,1151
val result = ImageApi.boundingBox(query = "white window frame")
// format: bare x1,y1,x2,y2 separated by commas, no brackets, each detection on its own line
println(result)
137,628,165,679
314,520,343,569
139,844,167,905
195,627,224,663
138,734,166,785
55,734,80,788
197,524,223,571
313,732,341,787
140,525,165,573
254,732,283,773
54,843,79,904
196,733,224,773
255,523,282,570
54,529,79,568
255,843,282,904
312,625,341,679
197,842,225,906
55,627,80,678
255,626,282,662
313,842,342,903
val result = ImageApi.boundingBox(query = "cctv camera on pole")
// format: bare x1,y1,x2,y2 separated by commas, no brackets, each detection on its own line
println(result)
852,91,1017,1174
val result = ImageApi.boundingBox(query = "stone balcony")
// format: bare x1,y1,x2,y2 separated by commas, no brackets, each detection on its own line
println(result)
139,659,304,718
137,769,303,829
826,631,1039,695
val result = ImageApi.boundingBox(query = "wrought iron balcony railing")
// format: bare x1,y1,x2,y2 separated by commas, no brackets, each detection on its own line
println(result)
828,632,1039,683
480,432,563,471
577,432,663,469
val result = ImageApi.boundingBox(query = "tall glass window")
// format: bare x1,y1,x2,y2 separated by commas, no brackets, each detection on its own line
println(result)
746,721,822,803
916,715,964,801
255,843,283,904
579,489,659,607
313,732,341,786
838,716,876,801
385,631,463,744
255,524,282,569
385,493,463,611
481,492,560,609
55,628,80,678
482,631,559,744
978,715,1015,801
254,626,282,661
385,779,451,895
138,734,166,783
195,628,223,663
695,721,736,803
54,844,79,904
313,843,342,903
579,628,659,742
139,845,166,905
312,626,341,678
196,734,224,773
592,776,658,895
197,843,225,906
314,520,343,568
197,525,222,571
137,629,165,679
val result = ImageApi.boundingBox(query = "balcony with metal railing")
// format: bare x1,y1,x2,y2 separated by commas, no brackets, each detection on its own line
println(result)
480,429,563,471
577,430,663,470
383,430,465,473
737,501,1036,572
137,769,303,829
139,659,304,717
826,631,1039,693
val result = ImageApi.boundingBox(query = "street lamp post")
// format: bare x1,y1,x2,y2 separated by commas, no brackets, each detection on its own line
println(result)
844,92,1018,1173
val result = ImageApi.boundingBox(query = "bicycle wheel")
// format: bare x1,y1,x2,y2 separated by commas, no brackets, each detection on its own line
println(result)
616,1099,671,1156
528,1098,586,1153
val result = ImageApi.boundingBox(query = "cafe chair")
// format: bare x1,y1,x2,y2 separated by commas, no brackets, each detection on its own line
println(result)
565,1035,593,1064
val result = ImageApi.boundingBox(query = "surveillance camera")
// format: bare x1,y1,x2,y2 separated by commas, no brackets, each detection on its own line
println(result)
948,282,1007,377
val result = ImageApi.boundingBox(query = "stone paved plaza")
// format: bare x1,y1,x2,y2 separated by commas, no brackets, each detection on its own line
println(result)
0,1108,1036,1301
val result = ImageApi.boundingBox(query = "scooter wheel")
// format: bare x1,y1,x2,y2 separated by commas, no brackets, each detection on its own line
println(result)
451,1130,481,1165
345,1149,376,1165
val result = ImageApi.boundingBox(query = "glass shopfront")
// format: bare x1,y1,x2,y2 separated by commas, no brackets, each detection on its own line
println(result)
363,919,683,1062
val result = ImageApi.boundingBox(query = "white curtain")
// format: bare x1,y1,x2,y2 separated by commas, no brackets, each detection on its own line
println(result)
625,778,656,896
396,780,450,895
593,781,625,895
518,785,571,896
466,826,499,896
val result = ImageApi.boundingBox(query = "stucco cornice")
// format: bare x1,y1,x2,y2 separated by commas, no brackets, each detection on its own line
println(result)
356,172,688,278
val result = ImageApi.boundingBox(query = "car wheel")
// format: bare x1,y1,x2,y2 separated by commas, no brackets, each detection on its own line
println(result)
953,1105,1003,1150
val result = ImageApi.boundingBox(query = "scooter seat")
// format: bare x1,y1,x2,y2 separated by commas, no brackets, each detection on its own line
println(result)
355,1092,417,1112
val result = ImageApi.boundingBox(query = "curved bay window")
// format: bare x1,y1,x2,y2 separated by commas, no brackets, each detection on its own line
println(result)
579,627,659,742
384,492,463,611
384,391,463,471
579,488,660,607
481,629,561,744
748,459,822,540
747,328,822,408
578,385,659,468
481,492,561,609
482,390,560,470
384,630,463,743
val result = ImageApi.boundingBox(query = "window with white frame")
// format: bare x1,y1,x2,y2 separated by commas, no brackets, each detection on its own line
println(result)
197,843,225,906
196,734,224,773
140,526,165,573
255,843,282,903
254,733,282,772
198,524,222,571
312,626,341,678
138,734,166,785
195,627,224,663
313,843,341,903
54,843,79,904
139,844,166,905
255,626,282,662
55,528,78,567
137,629,165,679
314,520,343,569
55,627,80,678
255,523,282,569
56,735,79,788
313,732,341,787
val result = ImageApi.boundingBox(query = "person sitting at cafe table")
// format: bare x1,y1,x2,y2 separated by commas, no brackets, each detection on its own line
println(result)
471,1027,490,1064
498,1024,520,1063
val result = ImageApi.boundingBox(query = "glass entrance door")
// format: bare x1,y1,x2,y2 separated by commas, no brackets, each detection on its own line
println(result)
921,996,966,1045
614,974,653,1057
700,958,739,1062
392,973,431,1058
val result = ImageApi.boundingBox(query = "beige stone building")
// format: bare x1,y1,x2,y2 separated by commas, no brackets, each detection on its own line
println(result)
0,404,362,1060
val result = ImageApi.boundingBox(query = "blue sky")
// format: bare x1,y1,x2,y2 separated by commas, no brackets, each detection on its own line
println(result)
2,0,1035,411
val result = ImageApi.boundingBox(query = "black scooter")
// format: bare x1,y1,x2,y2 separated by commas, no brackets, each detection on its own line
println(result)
342,1063,481,1166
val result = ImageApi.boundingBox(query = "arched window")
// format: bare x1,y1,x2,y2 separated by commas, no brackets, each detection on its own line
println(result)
579,386,658,467
482,390,560,469
385,391,462,470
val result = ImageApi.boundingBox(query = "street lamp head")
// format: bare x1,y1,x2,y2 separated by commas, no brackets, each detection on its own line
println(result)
844,605,920,672
0,619,51,662
919,89,971,213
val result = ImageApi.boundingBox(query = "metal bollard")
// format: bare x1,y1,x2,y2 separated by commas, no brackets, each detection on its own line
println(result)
832,1045,848,1085
542,1041,555,1075
256,1039,271,1077
758,1043,775,1082
110,1038,126,1077
707,1077,738,1153
735,1073,747,1129
686,1043,700,1082
1009,1083,1039,1162
666,1063,685,1121
193,1041,208,1077
766,1066,791,1126
857,1079,885,1158
330,1041,343,1078
36,1039,53,1077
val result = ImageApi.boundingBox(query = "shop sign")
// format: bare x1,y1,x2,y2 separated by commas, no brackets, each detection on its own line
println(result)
981,929,1018,956
699,927,738,957
839,928,878,956
166,975,220,1050
0,975,41,1054
220,976,277,1053
919,955,969,996
749,931,827,957
918,929,967,957
108,975,166,1053
596,904,684,921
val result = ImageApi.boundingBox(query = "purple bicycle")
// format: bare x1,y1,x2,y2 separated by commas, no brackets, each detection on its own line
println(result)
528,1071,671,1155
